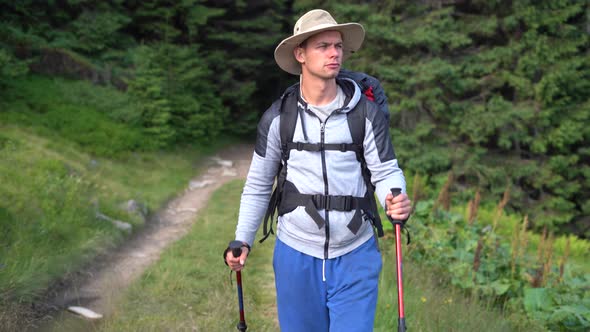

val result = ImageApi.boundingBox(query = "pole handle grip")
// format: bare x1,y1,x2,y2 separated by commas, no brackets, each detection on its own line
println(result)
389,188,402,224
229,240,244,258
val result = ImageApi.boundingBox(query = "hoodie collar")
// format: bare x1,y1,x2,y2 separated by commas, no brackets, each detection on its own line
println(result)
296,77,362,114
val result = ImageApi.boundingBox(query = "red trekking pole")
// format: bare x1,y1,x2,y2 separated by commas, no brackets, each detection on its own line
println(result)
229,241,248,332
389,188,407,332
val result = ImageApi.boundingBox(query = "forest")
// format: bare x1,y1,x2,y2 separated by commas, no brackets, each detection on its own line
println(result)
1,0,588,237
0,0,589,330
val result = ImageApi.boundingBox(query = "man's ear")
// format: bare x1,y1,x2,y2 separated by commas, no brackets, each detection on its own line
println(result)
294,47,305,64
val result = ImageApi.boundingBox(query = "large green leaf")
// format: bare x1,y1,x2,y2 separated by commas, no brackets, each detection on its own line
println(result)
523,287,553,314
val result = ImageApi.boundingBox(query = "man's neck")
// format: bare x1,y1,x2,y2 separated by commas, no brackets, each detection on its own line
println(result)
300,75,337,106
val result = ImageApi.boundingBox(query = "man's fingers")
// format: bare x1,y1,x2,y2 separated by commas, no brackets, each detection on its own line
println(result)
392,193,409,203
239,251,248,266
227,257,243,271
387,196,412,220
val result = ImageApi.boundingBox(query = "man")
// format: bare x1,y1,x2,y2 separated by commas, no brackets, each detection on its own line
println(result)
225,9,411,331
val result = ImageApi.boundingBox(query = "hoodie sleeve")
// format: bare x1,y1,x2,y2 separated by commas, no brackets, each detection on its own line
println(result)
235,105,282,247
361,102,407,208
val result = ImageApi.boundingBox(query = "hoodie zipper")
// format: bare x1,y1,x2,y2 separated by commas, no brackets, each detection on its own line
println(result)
320,120,330,263
305,101,349,281
318,108,349,261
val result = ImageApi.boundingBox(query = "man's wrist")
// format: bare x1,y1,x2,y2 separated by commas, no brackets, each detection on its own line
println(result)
240,241,251,253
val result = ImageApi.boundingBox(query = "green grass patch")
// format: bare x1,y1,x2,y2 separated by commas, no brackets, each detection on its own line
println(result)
377,238,546,332
0,123,230,298
96,180,278,332
91,181,540,332
0,75,149,157
0,74,237,318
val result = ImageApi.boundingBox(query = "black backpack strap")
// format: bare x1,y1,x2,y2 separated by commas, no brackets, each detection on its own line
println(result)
261,85,386,242
347,97,366,162
346,98,385,237
284,142,361,154
260,88,299,243
279,90,299,160
279,189,374,235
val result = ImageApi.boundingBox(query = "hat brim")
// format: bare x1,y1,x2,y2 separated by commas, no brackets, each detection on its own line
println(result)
274,23,365,75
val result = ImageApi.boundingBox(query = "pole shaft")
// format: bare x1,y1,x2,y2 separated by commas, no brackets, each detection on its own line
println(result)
236,271,246,323
395,224,405,319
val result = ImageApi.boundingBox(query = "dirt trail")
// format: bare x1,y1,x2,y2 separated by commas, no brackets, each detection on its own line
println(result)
35,144,253,330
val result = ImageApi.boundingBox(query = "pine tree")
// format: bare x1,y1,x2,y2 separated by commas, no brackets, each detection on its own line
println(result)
293,0,589,235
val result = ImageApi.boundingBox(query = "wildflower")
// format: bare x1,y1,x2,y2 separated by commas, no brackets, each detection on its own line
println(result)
421,296,427,303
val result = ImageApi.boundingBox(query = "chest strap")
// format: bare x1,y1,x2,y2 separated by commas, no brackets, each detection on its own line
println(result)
284,142,362,155
279,190,373,235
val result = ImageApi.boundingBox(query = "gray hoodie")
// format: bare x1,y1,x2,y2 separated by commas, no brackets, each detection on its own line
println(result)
235,78,406,259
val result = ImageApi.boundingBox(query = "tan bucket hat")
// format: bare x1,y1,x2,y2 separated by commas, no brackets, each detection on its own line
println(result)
274,9,365,75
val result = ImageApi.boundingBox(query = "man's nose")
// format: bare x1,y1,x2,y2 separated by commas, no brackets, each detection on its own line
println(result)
329,45,341,58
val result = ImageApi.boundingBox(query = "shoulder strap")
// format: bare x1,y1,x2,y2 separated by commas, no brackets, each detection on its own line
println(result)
260,88,298,243
262,90,385,243
347,97,367,154
346,97,385,237
279,89,299,159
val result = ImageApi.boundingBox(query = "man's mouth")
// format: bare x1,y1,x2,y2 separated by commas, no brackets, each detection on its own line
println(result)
326,63,340,69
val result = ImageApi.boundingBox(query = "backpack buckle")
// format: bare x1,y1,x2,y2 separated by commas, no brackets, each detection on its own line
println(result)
296,142,304,151
339,143,347,152
313,194,328,210
343,196,352,211
281,144,289,160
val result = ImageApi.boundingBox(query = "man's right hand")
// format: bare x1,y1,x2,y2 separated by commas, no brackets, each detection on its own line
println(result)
225,242,250,272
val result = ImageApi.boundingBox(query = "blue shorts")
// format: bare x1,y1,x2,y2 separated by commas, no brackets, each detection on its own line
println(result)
273,237,382,332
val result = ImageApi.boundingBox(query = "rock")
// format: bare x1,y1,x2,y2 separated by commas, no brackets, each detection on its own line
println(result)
211,156,233,168
89,159,99,169
95,212,132,233
176,207,197,213
67,306,103,319
122,199,148,217
222,168,238,177
112,220,132,232
189,180,214,190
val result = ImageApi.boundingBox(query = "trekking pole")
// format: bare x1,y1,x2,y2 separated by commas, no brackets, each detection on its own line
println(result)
229,240,248,332
389,188,407,332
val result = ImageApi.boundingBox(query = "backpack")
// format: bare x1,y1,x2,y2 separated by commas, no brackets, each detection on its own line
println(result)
259,70,389,243
338,69,390,122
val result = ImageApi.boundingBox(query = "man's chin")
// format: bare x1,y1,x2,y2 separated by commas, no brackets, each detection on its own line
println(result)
324,69,340,79
305,68,340,80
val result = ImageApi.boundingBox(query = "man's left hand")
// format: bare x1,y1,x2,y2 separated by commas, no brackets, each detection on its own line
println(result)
385,192,411,222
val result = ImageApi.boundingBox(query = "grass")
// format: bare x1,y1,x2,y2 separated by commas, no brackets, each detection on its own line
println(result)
376,237,546,332
0,76,148,157
95,180,278,332
0,124,230,327
0,76,236,329
0,75,561,330
82,180,543,332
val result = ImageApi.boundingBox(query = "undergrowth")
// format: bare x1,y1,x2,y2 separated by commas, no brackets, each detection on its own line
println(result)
0,76,235,330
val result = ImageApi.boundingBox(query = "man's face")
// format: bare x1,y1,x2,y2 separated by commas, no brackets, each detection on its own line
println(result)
295,30,343,79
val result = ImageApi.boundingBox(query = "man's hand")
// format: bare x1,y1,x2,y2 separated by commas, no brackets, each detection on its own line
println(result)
225,242,250,272
385,192,411,222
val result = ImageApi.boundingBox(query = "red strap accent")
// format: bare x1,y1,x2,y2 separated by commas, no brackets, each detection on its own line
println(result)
364,86,375,101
